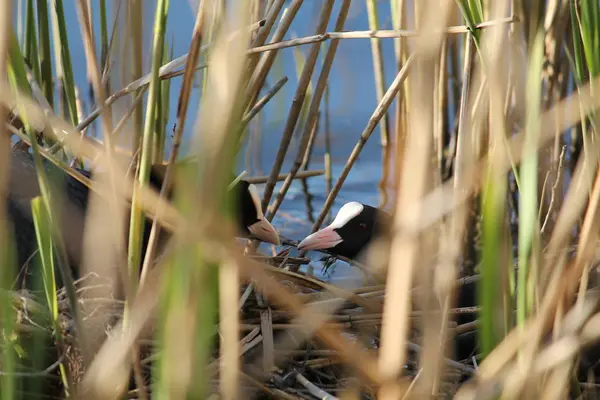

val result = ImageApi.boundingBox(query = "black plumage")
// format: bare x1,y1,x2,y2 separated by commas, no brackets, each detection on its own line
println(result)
298,201,479,364
7,149,279,288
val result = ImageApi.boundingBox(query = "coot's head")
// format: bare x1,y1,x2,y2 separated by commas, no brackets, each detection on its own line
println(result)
232,180,280,246
298,202,387,259
145,164,280,245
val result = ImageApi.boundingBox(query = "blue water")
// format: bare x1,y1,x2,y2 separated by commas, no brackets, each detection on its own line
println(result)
16,1,407,284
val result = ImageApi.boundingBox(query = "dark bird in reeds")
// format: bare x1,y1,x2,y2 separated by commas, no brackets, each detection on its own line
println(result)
298,201,479,365
7,148,280,288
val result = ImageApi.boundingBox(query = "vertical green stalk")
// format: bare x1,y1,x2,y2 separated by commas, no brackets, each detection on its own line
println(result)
9,29,33,94
0,236,16,400
37,0,54,108
578,0,600,77
24,0,41,84
10,16,83,371
570,1,586,85
517,31,544,326
31,197,58,325
31,197,70,394
129,0,144,151
479,169,506,359
127,0,170,292
153,40,172,164
49,0,79,126
572,0,600,168
455,0,483,47
99,0,109,69
0,3,15,374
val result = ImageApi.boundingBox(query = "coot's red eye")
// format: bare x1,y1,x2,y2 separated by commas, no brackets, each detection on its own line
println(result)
359,223,367,230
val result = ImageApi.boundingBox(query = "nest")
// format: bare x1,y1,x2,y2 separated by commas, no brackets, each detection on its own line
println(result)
7,252,485,399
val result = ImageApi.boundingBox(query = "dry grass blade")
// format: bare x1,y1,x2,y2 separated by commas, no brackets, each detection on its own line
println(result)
78,260,163,398
468,126,600,389
243,0,304,133
415,70,600,233
220,257,241,400
74,19,264,134
244,169,324,184
235,252,383,386
74,3,127,368
377,2,454,398
259,0,335,212
247,17,518,53
264,0,351,221
242,76,288,127
307,55,413,240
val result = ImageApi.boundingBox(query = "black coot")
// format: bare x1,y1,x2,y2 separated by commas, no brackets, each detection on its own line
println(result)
7,149,280,288
298,201,478,364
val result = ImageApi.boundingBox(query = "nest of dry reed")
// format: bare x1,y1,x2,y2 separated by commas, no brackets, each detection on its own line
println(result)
9,251,482,399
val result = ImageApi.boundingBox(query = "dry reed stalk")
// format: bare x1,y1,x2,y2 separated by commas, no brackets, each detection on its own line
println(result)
245,169,324,184
256,290,275,373
451,37,600,400
324,78,332,211
391,0,407,194
246,0,286,72
64,0,124,371
249,274,366,387
236,254,383,386
72,19,264,136
405,68,600,235
573,143,600,310
420,31,477,395
248,17,518,54
435,38,447,183
377,2,454,398
78,255,163,397
242,76,288,126
243,0,304,118
220,257,241,400
365,0,391,208
305,56,413,243
413,37,451,398
264,0,351,221
259,0,335,213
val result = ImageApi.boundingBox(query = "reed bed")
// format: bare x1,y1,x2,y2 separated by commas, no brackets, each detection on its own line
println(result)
3,0,600,399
